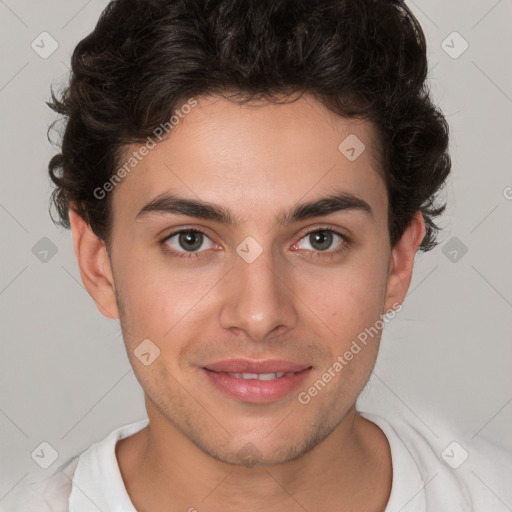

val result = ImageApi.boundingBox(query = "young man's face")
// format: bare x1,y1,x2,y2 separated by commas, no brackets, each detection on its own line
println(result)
74,94,423,466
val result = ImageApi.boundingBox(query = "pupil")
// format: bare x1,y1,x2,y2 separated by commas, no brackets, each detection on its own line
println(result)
179,231,202,251
311,230,332,251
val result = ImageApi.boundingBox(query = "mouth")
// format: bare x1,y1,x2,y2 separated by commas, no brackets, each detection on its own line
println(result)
200,359,312,403
210,371,297,380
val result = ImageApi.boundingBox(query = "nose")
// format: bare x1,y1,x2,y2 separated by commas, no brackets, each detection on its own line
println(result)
218,245,298,342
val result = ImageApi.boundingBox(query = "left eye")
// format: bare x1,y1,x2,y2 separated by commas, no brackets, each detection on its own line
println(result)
294,229,346,252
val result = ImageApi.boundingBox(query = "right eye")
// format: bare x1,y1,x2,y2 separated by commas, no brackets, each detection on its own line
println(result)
161,229,216,259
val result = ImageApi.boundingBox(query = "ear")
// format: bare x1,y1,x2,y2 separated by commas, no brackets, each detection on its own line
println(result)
69,208,119,319
384,211,426,313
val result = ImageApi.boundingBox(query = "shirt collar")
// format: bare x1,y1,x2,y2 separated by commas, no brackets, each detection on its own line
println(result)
68,418,149,512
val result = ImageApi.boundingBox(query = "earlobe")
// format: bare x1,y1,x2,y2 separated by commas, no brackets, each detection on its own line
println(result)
384,212,426,313
69,208,119,320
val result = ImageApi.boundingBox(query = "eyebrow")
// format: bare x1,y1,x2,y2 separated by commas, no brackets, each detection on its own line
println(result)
135,189,373,226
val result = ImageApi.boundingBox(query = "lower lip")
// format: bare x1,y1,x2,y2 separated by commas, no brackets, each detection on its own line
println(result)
201,368,312,403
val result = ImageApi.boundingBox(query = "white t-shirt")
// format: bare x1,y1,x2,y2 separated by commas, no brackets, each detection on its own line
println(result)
1,409,510,512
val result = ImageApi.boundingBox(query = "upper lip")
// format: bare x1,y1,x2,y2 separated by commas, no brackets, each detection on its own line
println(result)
203,359,311,374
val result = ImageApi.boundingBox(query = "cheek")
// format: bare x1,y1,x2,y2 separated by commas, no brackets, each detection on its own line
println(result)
114,250,220,341
298,255,389,340
301,259,389,401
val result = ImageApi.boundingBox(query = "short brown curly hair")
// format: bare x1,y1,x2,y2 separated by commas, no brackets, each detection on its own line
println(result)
47,0,451,252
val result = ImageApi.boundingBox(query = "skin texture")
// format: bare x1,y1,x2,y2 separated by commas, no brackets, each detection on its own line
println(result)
70,93,426,512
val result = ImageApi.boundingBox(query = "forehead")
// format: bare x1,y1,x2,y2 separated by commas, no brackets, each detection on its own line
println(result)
113,94,387,225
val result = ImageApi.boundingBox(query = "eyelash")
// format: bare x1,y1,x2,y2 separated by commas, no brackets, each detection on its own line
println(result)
160,227,350,261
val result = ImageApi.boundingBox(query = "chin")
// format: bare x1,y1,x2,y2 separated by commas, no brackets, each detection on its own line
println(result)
194,419,339,468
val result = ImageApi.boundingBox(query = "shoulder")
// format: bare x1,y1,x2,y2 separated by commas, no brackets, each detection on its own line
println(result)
0,457,78,512
1,418,148,512
361,408,512,511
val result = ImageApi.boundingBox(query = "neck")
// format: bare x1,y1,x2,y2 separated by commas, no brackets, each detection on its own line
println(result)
116,402,392,512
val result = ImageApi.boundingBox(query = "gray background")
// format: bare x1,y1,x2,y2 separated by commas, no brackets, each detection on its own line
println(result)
1,0,511,501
